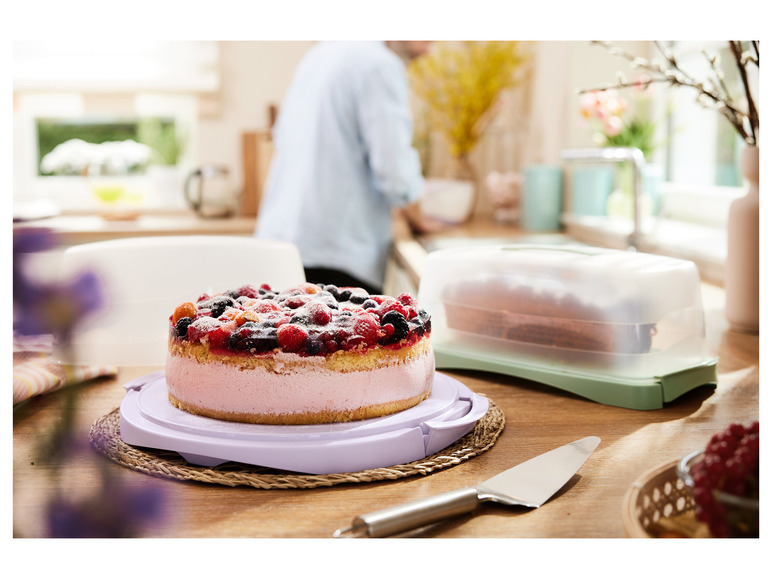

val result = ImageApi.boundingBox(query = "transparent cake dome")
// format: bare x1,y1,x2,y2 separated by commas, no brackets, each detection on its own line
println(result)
418,245,716,410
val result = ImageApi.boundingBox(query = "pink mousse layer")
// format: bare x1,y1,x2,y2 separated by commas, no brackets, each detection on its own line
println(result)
165,348,435,417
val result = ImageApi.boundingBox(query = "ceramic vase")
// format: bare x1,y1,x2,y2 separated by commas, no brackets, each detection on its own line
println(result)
485,171,522,223
724,146,759,334
522,165,564,231
450,154,478,222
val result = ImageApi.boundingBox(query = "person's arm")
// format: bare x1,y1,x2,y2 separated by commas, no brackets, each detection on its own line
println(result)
399,202,453,234
357,58,424,207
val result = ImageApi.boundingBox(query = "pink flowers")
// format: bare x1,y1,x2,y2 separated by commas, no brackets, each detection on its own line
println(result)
577,84,657,159
580,89,629,138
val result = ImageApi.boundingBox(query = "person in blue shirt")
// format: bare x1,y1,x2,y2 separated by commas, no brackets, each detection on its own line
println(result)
255,41,440,295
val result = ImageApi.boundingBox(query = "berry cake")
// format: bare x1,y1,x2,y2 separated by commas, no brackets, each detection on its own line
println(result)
165,282,434,425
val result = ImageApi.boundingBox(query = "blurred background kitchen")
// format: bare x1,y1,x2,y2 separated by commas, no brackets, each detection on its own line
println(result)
12,40,758,298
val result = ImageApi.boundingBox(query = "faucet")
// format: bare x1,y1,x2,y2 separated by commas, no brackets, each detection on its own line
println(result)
561,147,646,251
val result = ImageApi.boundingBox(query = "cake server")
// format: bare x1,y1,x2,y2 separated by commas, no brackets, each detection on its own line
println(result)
333,436,600,538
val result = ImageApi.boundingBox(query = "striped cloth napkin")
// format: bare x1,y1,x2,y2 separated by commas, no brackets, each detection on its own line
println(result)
13,334,117,406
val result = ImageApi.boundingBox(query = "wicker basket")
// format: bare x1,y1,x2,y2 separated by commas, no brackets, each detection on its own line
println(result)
622,459,707,538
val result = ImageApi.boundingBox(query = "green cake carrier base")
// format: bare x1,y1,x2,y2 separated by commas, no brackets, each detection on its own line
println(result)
434,344,718,411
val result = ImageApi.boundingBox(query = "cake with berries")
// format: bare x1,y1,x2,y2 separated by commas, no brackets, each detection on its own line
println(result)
165,282,434,425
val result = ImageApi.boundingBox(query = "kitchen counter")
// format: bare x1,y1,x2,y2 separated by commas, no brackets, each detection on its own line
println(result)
12,326,758,539
13,215,759,540
13,212,257,245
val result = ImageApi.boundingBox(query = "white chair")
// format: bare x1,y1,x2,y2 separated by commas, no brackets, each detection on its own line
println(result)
54,235,305,366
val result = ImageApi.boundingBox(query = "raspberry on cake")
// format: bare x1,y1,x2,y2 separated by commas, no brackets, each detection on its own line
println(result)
165,282,434,425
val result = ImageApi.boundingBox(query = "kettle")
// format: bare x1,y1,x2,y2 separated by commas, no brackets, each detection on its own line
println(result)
184,165,237,218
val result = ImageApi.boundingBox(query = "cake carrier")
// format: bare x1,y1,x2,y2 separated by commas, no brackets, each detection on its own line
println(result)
417,245,718,410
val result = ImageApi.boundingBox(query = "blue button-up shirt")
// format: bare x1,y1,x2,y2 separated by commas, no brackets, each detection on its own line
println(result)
255,41,424,289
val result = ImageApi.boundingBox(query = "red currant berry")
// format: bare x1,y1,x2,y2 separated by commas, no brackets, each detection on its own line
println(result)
704,455,725,480
727,422,746,440
742,433,760,457
381,323,395,339
692,485,713,506
340,335,366,351
725,457,747,481
713,440,734,460
324,340,338,353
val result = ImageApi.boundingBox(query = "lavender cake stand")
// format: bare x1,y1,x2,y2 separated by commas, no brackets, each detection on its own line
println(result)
119,371,489,475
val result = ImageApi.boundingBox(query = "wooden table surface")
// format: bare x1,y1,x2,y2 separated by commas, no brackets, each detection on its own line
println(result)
13,286,759,539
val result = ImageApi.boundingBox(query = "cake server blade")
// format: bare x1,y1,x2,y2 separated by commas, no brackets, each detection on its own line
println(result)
333,436,600,538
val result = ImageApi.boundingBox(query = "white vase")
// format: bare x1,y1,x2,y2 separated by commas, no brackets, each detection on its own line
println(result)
724,146,759,333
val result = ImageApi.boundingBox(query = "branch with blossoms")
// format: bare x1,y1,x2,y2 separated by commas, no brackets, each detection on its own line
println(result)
580,41,759,146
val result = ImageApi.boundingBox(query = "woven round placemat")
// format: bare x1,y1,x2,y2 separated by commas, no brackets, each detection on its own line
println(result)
89,399,505,489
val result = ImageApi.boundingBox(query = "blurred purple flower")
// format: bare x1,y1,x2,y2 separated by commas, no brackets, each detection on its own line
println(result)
13,228,104,342
14,270,104,340
13,228,57,296
47,479,167,538
13,227,58,254
14,227,167,538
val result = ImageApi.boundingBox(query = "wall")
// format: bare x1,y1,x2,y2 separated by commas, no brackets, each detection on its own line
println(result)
197,41,314,189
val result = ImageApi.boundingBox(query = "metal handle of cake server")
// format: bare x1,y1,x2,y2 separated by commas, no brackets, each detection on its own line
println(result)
333,486,480,538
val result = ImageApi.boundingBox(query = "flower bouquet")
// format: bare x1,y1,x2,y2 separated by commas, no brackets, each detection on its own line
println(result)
409,41,528,221
579,88,656,160
578,86,658,217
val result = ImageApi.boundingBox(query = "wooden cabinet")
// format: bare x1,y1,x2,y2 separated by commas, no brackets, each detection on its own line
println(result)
241,131,273,217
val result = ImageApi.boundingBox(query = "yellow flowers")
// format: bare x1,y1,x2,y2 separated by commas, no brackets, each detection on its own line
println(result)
409,41,528,158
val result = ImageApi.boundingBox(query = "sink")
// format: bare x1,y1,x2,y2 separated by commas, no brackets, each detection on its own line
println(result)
420,233,586,253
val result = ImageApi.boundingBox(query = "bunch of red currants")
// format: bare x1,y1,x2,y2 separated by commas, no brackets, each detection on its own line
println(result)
689,421,759,538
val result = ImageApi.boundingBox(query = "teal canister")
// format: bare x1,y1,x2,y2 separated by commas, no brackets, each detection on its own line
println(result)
522,165,564,231
571,166,614,216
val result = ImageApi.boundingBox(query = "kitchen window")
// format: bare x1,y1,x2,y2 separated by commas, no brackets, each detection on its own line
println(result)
13,41,217,215
649,41,754,228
